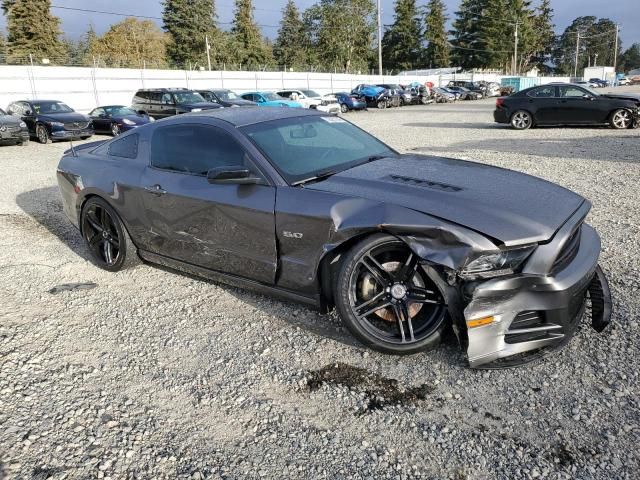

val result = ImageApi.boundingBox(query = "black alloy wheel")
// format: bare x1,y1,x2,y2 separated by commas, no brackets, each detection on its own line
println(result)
36,124,50,144
111,122,121,136
335,235,448,354
81,198,138,271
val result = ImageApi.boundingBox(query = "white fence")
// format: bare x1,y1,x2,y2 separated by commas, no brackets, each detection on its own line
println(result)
0,66,432,113
0,65,579,113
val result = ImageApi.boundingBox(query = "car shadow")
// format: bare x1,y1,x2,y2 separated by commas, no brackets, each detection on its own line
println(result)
411,134,640,163
15,186,93,262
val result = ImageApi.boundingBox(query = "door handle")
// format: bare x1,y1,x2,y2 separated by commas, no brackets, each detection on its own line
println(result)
144,184,167,196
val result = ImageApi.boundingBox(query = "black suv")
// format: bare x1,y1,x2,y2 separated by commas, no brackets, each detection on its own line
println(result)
6,100,93,144
131,88,222,119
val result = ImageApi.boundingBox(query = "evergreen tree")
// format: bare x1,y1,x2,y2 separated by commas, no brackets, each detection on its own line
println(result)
305,0,376,73
530,0,554,71
619,43,640,73
449,0,482,69
0,33,6,63
381,0,422,72
163,0,218,68
423,0,449,68
553,16,618,74
273,0,309,70
4,0,65,64
231,0,273,67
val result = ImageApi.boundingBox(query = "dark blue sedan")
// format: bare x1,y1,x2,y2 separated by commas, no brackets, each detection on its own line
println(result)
332,92,367,113
89,105,153,136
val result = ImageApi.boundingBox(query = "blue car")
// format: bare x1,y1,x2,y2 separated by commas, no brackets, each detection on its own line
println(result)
89,105,153,136
333,92,367,113
240,91,302,108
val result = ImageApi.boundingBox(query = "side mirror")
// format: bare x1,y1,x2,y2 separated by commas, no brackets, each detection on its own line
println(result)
24,110,33,116
98,113,108,118
207,166,261,185
582,94,594,100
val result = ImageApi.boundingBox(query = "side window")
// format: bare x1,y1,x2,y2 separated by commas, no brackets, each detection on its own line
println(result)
150,125,248,175
161,93,173,105
527,86,555,98
108,134,139,159
149,92,163,102
92,107,105,116
9,103,21,115
560,86,587,97
21,102,32,115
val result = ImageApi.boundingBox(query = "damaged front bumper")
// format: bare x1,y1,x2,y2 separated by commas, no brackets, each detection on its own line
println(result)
462,213,612,368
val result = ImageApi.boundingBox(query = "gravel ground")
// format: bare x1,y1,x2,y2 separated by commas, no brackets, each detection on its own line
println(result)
1,89,639,479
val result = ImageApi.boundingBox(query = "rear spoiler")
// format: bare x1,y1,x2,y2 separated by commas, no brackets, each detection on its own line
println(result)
63,140,107,156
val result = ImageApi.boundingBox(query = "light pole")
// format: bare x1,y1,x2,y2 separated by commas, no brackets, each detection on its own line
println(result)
574,31,580,78
377,0,382,76
513,22,519,75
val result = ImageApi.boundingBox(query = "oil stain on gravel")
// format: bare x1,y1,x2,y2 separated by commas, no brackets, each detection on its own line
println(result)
306,362,435,414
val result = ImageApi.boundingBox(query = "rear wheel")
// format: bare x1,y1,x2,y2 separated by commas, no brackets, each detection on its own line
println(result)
334,234,448,355
81,197,139,272
377,100,386,109
511,110,533,130
36,124,50,144
610,109,632,129
340,103,349,114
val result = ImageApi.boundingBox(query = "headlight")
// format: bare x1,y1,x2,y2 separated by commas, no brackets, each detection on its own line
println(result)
19,121,27,128
460,246,535,278
122,118,135,126
190,108,202,112
50,121,64,127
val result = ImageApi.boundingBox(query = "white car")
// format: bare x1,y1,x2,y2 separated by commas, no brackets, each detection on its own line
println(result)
276,89,340,114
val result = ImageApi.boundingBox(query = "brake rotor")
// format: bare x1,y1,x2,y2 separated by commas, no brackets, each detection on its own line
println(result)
359,261,424,322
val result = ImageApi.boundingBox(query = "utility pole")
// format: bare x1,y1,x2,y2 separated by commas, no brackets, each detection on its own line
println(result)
513,22,519,75
205,35,212,71
377,0,382,76
613,24,619,73
574,31,580,78
594,53,598,67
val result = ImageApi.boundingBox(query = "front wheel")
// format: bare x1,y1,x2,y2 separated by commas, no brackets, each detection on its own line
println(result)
610,109,632,129
81,197,139,272
36,124,50,144
340,103,349,114
377,100,386,109
111,122,121,136
511,110,533,130
334,234,448,355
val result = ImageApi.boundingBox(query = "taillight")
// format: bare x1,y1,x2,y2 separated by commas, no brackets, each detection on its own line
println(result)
496,97,505,107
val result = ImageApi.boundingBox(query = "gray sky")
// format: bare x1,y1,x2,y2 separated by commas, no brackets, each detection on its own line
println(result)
0,1,637,50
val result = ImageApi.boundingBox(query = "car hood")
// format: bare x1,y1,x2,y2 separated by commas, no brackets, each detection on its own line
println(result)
305,155,585,246
0,115,24,126
118,114,150,124
38,112,89,122
600,93,640,104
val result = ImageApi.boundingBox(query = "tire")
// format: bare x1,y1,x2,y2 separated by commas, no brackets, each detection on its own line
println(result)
421,95,429,105
80,197,139,272
334,234,448,355
340,103,349,114
377,100,386,109
35,124,50,144
609,109,632,129
80,136,92,140
111,122,121,136
510,110,533,130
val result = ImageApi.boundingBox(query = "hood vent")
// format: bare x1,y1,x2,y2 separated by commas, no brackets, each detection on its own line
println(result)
386,174,462,192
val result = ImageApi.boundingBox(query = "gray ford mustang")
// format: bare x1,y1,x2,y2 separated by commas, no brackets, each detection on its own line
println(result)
56,108,612,368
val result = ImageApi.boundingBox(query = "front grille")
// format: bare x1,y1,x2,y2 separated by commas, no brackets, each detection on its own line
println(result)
63,121,90,130
552,226,581,272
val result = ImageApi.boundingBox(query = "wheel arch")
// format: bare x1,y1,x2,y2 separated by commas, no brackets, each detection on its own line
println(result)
77,193,137,247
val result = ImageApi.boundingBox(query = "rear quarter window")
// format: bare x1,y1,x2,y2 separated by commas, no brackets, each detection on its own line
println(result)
107,134,139,159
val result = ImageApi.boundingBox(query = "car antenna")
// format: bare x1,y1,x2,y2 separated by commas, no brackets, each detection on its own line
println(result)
69,139,77,157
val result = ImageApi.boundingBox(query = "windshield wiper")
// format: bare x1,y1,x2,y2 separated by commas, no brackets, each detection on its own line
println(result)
292,169,339,186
